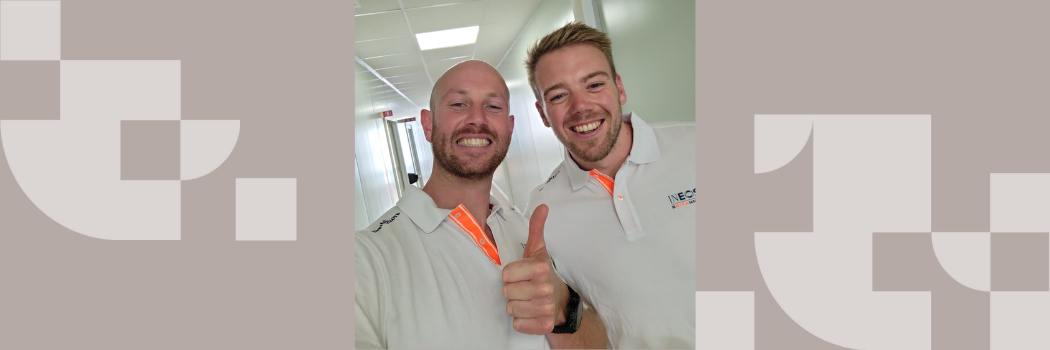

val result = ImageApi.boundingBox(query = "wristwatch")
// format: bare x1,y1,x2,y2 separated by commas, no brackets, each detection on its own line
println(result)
551,284,582,334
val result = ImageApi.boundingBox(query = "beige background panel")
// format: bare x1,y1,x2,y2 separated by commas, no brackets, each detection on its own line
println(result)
699,0,1050,349
0,1,352,348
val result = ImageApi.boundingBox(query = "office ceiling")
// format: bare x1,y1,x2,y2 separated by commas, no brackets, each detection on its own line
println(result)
355,0,543,107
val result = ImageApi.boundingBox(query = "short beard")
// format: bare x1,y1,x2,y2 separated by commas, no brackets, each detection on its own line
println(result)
432,124,508,181
561,111,622,163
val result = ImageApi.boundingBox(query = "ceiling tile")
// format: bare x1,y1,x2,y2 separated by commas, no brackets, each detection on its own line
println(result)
401,0,483,10
475,20,526,47
427,57,471,82
374,91,405,101
362,53,423,70
405,2,486,34
355,0,402,15
397,86,428,95
355,35,416,59
370,86,395,95
421,44,475,62
473,51,503,67
373,64,427,77
392,80,421,87
354,11,411,41
385,73,429,85
481,0,542,25
368,78,391,89
473,19,527,67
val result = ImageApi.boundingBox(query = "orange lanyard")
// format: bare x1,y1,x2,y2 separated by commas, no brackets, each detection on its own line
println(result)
447,204,501,266
588,169,615,197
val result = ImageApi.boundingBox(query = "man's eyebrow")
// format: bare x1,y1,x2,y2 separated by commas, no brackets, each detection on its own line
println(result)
441,89,469,101
582,71,611,82
542,71,611,99
542,83,566,99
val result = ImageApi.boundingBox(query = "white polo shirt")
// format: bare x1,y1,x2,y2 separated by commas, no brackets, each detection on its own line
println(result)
526,112,696,349
356,185,548,349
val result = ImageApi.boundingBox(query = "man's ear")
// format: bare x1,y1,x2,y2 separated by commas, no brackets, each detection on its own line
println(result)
615,74,627,106
421,109,434,142
535,101,551,128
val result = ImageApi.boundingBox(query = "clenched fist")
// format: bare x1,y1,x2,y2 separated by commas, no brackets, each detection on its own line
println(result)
501,204,569,334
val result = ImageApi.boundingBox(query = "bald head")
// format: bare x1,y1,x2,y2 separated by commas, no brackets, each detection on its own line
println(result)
429,60,510,112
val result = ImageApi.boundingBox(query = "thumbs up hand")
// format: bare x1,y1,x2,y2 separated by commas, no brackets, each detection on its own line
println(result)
502,204,570,335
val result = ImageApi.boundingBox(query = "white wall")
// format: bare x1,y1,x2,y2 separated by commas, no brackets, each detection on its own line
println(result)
354,60,431,230
354,157,370,230
599,0,695,123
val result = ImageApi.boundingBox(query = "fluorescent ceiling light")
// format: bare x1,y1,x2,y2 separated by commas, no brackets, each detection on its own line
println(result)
415,26,479,51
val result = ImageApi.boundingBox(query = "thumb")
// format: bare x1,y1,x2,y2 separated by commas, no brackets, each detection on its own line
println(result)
523,204,549,258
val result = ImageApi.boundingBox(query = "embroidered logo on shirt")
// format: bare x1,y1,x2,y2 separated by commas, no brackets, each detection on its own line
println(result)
538,172,560,192
668,188,697,209
370,212,400,233
545,173,558,184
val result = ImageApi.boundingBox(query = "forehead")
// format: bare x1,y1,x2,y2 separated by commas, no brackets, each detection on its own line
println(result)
535,44,612,82
438,67,508,100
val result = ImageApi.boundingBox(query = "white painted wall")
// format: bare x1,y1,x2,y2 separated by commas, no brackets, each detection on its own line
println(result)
599,0,695,124
354,60,432,230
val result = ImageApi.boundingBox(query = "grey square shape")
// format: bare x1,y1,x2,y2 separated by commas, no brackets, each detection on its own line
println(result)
121,120,179,180
0,61,59,120
991,232,1049,291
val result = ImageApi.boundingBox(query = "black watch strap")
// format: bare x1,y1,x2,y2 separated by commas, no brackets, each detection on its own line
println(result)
551,284,582,334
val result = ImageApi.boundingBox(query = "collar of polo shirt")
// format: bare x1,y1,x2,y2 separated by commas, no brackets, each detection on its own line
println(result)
395,185,506,234
564,112,662,191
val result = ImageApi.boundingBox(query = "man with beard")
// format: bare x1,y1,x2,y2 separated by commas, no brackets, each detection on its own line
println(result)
355,60,606,349
520,23,696,348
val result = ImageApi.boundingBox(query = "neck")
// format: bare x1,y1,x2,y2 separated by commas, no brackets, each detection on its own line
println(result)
422,167,493,231
572,121,634,179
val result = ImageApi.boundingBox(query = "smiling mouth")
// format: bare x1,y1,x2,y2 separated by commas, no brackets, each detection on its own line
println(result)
572,120,603,134
457,138,491,147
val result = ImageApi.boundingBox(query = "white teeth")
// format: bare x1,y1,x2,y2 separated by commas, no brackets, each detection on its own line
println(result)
572,121,601,133
457,138,491,147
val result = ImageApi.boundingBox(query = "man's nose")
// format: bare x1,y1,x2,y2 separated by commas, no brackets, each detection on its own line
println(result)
465,102,488,125
568,93,593,117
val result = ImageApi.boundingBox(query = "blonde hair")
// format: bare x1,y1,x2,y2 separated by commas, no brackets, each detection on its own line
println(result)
525,22,616,101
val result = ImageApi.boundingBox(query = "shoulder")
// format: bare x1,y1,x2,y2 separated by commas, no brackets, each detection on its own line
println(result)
526,165,566,217
356,205,416,258
360,206,409,236
649,121,695,159
649,120,695,139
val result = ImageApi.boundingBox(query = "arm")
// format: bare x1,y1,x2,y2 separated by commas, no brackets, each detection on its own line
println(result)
355,235,386,349
545,287,608,349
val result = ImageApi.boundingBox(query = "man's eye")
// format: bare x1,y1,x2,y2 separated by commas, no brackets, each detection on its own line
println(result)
589,82,605,89
487,105,503,110
549,94,564,102
450,102,466,108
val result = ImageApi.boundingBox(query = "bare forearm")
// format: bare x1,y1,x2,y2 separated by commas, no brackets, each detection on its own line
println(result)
546,306,607,349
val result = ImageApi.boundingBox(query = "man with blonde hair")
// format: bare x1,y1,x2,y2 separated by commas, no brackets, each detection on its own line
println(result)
355,60,606,349
518,22,696,348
